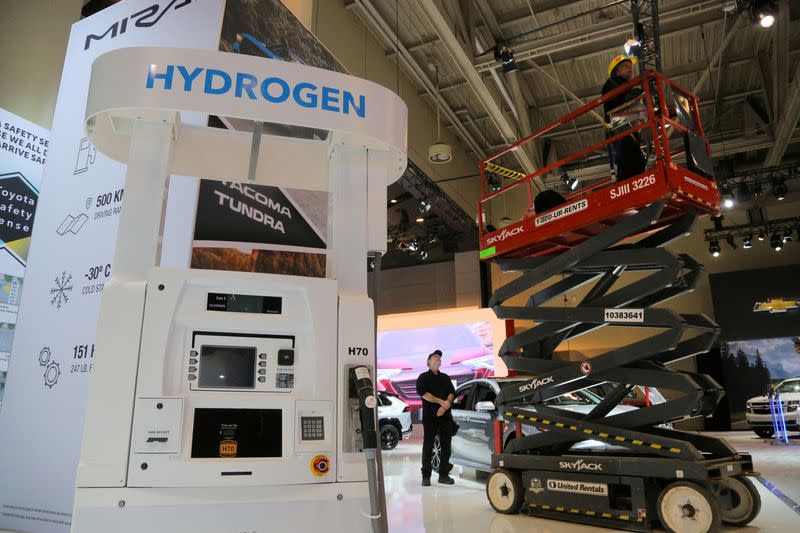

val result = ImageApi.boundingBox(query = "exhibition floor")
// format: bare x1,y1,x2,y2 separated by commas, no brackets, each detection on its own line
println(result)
383,429,800,532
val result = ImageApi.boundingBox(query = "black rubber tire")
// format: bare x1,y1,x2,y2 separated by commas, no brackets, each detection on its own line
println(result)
380,424,400,450
486,468,524,515
657,481,721,533
714,475,761,527
754,428,774,438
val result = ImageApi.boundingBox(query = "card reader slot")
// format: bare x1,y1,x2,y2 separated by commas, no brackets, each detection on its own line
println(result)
146,437,169,443
221,471,253,476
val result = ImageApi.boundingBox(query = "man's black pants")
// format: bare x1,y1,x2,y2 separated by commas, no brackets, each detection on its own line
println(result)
421,416,452,477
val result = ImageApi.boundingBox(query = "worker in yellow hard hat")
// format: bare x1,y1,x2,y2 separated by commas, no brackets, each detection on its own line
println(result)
602,55,646,181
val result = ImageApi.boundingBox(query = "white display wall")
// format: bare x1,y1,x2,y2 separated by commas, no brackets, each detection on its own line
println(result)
0,1,225,531
0,107,49,408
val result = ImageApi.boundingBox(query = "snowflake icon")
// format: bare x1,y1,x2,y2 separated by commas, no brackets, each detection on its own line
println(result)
50,272,73,308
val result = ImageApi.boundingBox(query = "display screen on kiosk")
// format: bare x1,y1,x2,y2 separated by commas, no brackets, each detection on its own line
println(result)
207,292,282,314
198,346,257,389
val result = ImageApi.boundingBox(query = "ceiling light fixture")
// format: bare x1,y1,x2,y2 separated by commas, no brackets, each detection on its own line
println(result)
408,240,420,252
709,240,721,257
752,0,777,28
725,236,738,250
561,171,580,191
428,65,452,164
757,229,767,241
721,184,735,209
418,250,429,261
771,232,783,251
772,179,787,200
783,230,793,243
624,38,641,56
390,198,397,204
494,45,518,73
418,199,432,214
416,217,425,223
743,235,752,249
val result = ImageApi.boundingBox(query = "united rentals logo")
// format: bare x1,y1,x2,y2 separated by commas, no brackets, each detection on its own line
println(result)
753,297,799,314
558,458,603,472
486,226,524,245
518,376,554,394
84,0,192,51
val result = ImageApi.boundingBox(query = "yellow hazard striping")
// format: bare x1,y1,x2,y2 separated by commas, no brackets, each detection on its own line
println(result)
529,504,643,523
484,162,527,180
506,409,682,454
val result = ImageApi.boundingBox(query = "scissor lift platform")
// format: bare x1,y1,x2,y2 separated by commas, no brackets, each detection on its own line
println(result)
478,72,760,533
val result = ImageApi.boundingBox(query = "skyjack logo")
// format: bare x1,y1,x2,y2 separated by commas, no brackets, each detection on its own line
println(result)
517,376,554,393
558,459,603,472
83,0,192,51
486,226,524,245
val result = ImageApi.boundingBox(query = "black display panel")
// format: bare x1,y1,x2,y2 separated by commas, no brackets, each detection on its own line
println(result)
198,346,256,389
191,408,282,458
207,292,282,314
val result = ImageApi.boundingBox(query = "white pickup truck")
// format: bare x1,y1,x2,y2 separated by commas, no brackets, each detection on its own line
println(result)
746,378,800,437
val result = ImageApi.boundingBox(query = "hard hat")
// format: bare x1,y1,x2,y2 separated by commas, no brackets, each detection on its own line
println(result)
607,55,637,77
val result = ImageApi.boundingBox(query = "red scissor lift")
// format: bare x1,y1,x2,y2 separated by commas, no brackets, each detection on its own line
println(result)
479,72,761,533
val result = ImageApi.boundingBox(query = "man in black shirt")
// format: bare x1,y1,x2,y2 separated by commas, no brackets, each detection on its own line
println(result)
602,55,646,181
416,350,456,486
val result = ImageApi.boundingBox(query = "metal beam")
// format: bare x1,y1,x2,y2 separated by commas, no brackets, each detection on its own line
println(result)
765,61,800,166
350,0,485,159
473,0,504,40
474,0,727,72
773,0,790,126
693,13,745,94
507,69,543,167
417,0,543,190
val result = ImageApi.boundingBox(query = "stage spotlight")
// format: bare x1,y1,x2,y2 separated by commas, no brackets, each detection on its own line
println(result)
743,235,752,249
753,0,777,28
771,232,783,251
783,230,793,244
624,38,641,56
721,184,735,208
709,240,721,257
488,174,502,192
726,236,738,250
408,240,420,252
561,171,581,191
418,199,432,214
758,228,767,241
494,46,518,73
772,179,787,200
751,181,763,197
418,250,429,261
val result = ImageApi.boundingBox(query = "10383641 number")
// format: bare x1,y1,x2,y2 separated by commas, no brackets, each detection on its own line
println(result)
603,309,645,323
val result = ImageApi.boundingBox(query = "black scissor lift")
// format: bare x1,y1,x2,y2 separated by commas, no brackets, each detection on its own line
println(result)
477,73,762,533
